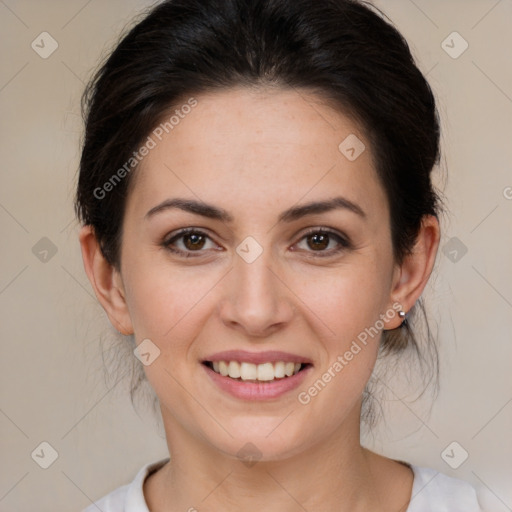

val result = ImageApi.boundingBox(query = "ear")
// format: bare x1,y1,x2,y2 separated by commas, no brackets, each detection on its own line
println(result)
384,215,440,329
78,225,134,335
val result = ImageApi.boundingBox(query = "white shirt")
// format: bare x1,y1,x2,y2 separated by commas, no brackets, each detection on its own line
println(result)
83,458,485,512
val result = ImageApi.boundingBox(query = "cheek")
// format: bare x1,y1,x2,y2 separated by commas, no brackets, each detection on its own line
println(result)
296,258,391,338
292,258,391,386
292,272,385,423
122,251,216,340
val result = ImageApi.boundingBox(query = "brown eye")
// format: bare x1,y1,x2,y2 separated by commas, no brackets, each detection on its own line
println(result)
182,232,206,250
163,228,218,257
306,232,330,251
295,229,351,257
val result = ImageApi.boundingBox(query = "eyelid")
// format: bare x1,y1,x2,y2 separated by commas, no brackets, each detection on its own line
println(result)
162,227,221,257
293,227,352,256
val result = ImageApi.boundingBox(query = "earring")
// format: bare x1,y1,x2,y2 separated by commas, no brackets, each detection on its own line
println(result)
383,309,406,332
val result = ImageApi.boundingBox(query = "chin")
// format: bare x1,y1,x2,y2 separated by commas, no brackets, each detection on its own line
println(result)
204,417,311,464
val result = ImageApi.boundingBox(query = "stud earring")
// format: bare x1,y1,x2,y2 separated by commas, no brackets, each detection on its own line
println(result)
383,309,407,332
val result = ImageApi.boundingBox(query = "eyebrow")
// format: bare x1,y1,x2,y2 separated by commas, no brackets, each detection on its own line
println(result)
145,196,366,223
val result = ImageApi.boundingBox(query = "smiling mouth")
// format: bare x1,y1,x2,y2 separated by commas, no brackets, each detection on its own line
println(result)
203,360,312,382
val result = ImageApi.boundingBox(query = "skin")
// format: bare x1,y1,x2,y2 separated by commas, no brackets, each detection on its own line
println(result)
79,85,440,512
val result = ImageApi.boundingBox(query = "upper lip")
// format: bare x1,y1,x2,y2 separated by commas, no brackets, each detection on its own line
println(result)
202,350,313,365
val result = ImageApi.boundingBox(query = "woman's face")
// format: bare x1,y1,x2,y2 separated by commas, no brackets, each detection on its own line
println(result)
115,86,403,460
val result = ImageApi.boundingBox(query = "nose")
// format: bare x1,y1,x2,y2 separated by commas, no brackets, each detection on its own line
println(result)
217,248,295,338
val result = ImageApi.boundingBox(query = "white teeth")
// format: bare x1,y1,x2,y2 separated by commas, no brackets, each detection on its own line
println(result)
228,361,241,379
209,360,305,381
257,362,274,381
218,361,229,376
274,361,285,378
240,362,257,380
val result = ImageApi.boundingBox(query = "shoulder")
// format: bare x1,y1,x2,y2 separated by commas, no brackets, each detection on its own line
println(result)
82,457,170,512
408,465,484,512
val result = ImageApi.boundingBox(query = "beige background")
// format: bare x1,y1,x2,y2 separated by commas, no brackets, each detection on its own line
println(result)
1,0,511,510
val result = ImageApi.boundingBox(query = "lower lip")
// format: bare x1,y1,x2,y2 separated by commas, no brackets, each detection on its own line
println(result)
202,363,312,400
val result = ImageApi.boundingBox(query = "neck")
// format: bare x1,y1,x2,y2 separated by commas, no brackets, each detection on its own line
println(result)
146,404,411,512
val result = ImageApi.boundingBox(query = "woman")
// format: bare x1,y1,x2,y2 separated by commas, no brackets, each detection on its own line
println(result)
76,0,485,510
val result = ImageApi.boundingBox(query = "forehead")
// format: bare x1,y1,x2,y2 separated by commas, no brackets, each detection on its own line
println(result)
125,86,387,222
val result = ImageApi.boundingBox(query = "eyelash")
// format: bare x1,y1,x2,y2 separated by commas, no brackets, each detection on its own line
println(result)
162,227,352,259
